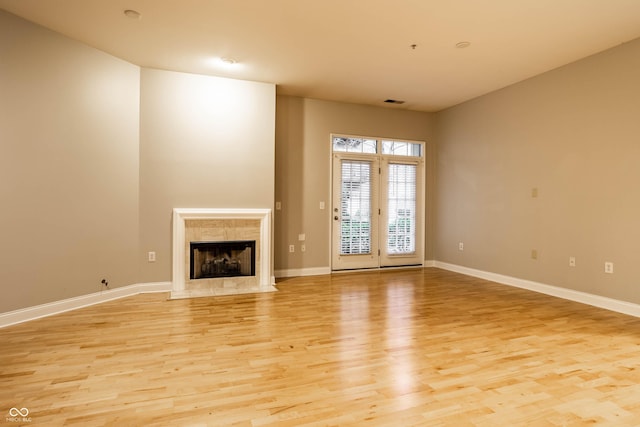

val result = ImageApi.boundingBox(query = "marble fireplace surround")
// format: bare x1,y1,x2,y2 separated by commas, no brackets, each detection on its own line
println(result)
171,208,275,299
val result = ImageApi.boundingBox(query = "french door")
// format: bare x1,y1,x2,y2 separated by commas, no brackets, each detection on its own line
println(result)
331,136,424,271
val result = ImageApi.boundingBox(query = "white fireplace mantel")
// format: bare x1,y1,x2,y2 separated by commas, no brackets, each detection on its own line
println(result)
171,208,274,298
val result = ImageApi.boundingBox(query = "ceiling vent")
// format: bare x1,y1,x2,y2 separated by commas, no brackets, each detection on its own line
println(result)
384,99,405,104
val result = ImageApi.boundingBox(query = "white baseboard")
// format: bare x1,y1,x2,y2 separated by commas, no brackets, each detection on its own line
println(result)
9,262,637,328
434,261,640,318
276,262,435,278
275,267,331,278
0,282,172,328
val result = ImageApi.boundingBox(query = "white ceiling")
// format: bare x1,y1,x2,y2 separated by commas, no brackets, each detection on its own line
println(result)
2,0,640,112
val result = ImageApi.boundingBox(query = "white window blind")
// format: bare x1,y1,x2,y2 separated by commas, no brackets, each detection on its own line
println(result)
387,164,416,254
340,161,372,255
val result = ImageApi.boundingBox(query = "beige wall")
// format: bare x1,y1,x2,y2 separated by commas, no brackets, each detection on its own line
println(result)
138,68,276,282
0,10,141,312
435,37,640,303
6,6,640,314
0,11,276,313
275,97,435,272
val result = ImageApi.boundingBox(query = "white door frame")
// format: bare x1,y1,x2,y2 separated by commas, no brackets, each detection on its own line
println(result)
330,134,425,271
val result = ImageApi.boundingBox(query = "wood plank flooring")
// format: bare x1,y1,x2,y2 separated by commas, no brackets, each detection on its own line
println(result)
2,268,640,426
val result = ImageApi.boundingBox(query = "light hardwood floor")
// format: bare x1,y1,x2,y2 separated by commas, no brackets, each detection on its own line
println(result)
2,268,640,426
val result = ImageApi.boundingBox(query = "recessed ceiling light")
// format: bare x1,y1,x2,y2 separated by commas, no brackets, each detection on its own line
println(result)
123,9,141,20
455,41,471,49
210,57,243,71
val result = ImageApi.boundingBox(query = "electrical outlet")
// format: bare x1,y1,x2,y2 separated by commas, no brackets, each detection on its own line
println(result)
605,262,614,274
101,279,109,288
569,256,576,267
148,251,156,262
458,242,464,251
289,245,295,253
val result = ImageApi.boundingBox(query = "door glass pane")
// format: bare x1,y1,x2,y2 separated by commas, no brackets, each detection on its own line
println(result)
387,164,416,254
333,137,377,154
340,161,371,255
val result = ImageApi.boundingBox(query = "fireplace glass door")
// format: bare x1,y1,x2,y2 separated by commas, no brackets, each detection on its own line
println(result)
190,240,255,279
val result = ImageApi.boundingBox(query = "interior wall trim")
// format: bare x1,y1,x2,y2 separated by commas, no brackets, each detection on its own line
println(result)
0,282,172,329
435,261,640,318
276,263,434,279
8,261,636,328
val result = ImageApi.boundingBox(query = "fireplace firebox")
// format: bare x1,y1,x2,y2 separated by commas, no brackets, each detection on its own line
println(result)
190,240,255,280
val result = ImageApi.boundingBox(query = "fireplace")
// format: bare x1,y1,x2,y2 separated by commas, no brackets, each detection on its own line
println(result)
190,240,255,279
171,208,275,299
